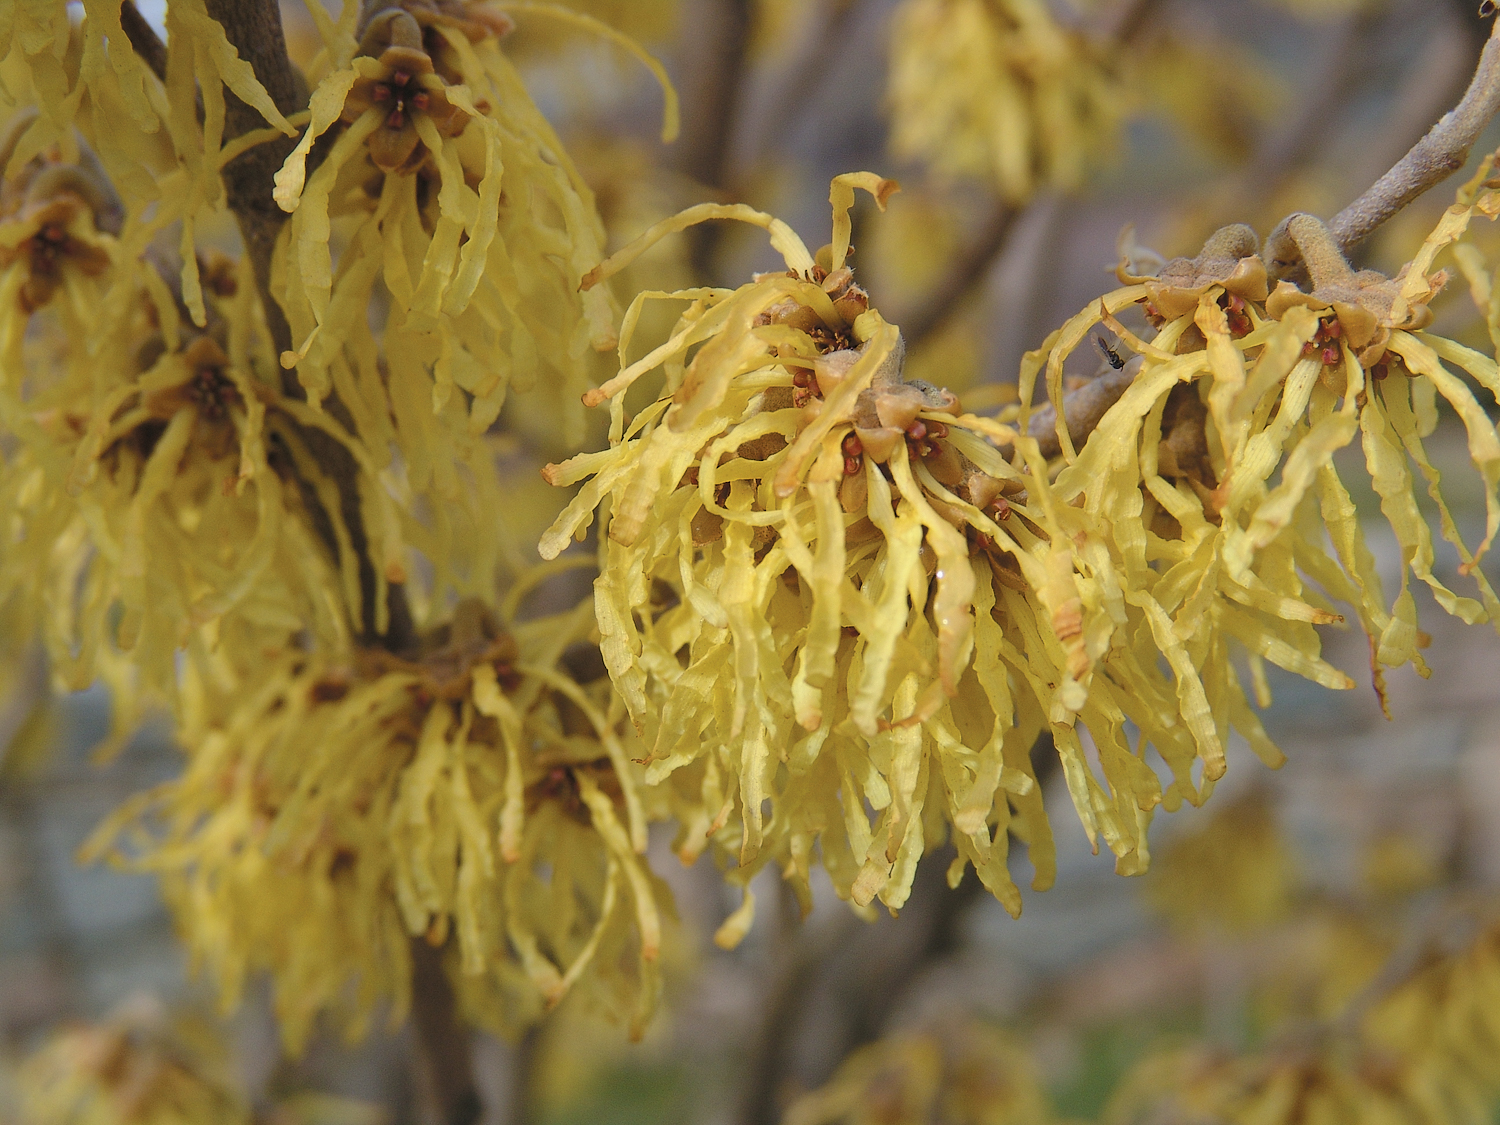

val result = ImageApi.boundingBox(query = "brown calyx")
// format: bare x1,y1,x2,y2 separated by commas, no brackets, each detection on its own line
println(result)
524,757,621,827
1,190,113,314
362,596,519,699
143,338,242,423
1131,224,1269,324
359,0,513,54
1264,213,1441,367
344,44,470,174
1157,383,1221,518
847,365,960,465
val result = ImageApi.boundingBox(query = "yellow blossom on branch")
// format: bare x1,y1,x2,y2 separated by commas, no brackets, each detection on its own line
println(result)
887,0,1124,203
86,599,673,1048
539,175,1350,931
272,0,676,488
14,997,251,1125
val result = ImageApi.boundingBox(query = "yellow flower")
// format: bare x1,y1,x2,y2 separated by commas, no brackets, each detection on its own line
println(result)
87,599,672,1048
1066,167,1500,717
785,1021,1055,1125
0,206,352,702
340,39,472,175
15,997,251,1125
541,175,1344,929
1146,791,1297,936
1106,918,1500,1125
506,0,680,52
272,0,633,490
887,0,1124,202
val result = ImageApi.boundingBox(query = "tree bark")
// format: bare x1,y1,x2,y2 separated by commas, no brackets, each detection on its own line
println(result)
200,0,414,649
410,941,483,1125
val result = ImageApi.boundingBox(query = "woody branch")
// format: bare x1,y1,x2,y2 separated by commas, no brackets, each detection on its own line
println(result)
130,2,469,1122
1330,13,1500,252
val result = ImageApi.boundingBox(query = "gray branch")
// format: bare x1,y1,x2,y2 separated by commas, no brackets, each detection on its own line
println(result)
1330,15,1500,252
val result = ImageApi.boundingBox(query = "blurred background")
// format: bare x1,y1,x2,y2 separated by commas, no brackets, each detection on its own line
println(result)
6,0,1500,1121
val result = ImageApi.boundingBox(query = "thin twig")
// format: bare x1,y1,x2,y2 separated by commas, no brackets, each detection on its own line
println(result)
1330,15,1500,252
1249,13,1368,192
410,939,484,1125
746,0,861,164
675,0,753,190
504,1022,543,1125
1104,0,1167,44
674,0,754,277
734,853,988,1125
119,2,167,84
902,202,1018,351
201,0,302,370
1345,5,1476,198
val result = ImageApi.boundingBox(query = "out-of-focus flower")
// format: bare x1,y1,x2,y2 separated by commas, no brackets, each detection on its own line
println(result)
87,600,672,1048
502,135,697,460
12,997,390,1125
0,118,120,368
1136,33,1284,166
1106,918,1500,1125
1147,791,1297,935
784,1021,1055,1125
14,996,251,1125
0,133,352,724
508,0,681,52
887,0,1125,203
0,0,299,325
0,0,293,213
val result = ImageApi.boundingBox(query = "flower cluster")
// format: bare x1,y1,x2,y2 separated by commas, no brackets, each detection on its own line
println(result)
12,997,251,1125
539,174,1409,927
1110,915,1500,1124
1086,160,1500,714
88,600,672,1046
272,0,677,484
886,0,1125,202
10,996,387,1125
783,1021,1052,1125
0,132,361,740
0,0,685,1052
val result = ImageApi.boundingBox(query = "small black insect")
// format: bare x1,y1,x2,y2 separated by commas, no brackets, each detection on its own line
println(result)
1094,335,1127,371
